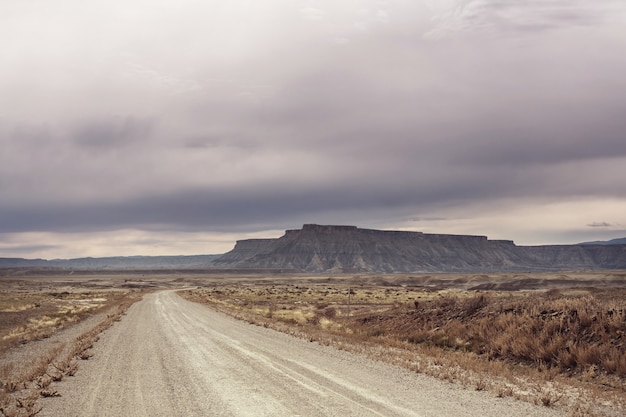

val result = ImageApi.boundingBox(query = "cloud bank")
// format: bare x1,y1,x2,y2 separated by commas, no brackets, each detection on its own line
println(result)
2,0,626,257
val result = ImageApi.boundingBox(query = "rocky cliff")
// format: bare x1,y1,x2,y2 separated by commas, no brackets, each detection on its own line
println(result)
211,224,626,273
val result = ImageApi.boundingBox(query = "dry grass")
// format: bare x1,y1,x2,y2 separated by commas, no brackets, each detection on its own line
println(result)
180,283,626,416
0,291,127,355
0,287,141,417
357,290,626,378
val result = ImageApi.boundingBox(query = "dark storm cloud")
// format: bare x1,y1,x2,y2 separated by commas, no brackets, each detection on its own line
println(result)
0,185,439,233
0,162,603,235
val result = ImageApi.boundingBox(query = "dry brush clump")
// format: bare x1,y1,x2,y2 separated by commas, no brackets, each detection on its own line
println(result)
0,291,134,356
356,291,626,378
0,390,41,417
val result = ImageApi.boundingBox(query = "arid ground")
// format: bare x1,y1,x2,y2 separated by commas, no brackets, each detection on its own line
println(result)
1,271,624,416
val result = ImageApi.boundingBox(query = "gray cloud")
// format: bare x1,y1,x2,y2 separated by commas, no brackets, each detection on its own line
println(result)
0,160,615,236
2,0,626,257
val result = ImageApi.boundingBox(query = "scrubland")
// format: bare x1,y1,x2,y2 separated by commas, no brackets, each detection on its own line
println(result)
180,279,626,417
2,271,625,416
0,278,142,417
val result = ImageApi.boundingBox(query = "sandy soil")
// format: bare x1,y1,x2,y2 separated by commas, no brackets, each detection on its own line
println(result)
38,290,565,417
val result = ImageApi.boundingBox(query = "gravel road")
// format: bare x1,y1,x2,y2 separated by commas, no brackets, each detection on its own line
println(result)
40,291,564,417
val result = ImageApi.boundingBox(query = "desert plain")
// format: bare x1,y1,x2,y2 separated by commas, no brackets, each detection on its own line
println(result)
0,270,624,416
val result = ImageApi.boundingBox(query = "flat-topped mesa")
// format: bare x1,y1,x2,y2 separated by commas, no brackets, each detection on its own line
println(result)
422,232,488,241
304,224,357,231
284,224,358,237
298,225,495,242
288,225,497,249
232,238,276,249
211,224,626,273
292,224,424,237
300,224,358,232
214,238,276,264
492,239,516,246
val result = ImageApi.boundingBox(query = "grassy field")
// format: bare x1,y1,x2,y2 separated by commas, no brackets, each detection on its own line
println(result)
180,278,626,416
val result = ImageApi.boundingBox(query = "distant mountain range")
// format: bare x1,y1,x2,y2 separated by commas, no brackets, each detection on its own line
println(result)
579,237,626,246
0,255,219,271
2,225,626,273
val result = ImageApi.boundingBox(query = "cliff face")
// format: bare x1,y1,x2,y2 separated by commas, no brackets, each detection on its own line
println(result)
213,224,626,273
212,239,277,264
522,245,626,270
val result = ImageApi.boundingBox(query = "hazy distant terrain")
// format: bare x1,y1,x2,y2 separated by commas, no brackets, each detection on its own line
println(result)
0,255,219,270
580,237,626,245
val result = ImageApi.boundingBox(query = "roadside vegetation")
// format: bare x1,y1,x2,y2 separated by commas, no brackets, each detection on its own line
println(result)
0,291,128,354
0,288,142,416
180,283,626,417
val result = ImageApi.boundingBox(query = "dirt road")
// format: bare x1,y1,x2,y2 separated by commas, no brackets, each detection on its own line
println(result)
40,291,563,417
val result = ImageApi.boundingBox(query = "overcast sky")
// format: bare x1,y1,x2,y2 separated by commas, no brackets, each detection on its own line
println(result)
2,0,626,259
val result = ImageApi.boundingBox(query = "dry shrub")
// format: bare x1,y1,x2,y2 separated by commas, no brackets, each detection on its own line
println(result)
496,386,514,398
39,389,60,398
312,307,337,324
0,390,42,417
462,295,488,316
537,390,562,407
354,290,626,377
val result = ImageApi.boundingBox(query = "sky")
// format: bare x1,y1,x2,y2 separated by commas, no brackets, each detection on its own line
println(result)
2,0,626,259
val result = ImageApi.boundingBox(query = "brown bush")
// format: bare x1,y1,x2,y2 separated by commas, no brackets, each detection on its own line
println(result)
354,290,626,377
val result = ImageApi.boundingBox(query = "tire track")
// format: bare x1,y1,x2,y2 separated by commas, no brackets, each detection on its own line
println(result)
39,290,565,417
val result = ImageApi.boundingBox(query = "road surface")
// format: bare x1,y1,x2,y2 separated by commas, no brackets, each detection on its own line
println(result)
40,291,563,416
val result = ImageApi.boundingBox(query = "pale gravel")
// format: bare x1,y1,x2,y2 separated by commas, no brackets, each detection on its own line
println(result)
1,311,109,378
39,291,565,417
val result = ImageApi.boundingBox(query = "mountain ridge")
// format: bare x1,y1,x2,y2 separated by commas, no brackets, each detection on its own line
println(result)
579,237,626,246
212,224,626,273
0,254,219,270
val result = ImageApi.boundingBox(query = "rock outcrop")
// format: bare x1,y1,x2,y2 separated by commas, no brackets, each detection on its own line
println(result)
211,224,626,273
